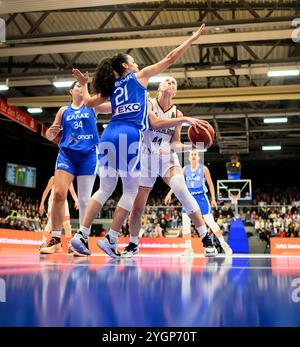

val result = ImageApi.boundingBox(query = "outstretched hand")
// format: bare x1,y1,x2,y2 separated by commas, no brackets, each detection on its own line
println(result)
190,23,205,42
72,68,89,85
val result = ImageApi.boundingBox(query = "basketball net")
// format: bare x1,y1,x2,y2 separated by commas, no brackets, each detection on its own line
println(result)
229,193,240,219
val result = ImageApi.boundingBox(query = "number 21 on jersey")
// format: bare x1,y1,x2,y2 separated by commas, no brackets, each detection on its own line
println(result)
115,85,129,106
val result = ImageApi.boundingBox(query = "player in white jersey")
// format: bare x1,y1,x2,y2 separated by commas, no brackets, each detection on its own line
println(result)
165,150,232,256
38,176,79,254
121,76,217,258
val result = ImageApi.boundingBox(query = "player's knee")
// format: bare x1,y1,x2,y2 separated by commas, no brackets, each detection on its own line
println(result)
169,174,199,214
117,187,139,212
92,186,113,206
53,187,67,202
78,195,90,210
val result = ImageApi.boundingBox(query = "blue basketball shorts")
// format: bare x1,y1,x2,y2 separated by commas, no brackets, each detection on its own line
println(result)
182,193,211,215
55,146,99,176
99,121,142,176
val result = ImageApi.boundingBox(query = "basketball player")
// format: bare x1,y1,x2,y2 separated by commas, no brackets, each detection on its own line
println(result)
165,149,232,256
39,176,79,254
120,76,217,258
70,24,214,257
42,81,110,254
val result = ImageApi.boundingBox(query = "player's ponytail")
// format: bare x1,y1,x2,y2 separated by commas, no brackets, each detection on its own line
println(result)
92,53,129,97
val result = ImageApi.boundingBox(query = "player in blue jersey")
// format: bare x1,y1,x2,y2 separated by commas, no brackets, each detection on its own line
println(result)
165,149,232,256
70,24,216,257
41,81,110,254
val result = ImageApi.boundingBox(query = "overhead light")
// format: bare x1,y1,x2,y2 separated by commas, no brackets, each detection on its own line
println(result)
262,145,282,151
148,76,167,84
267,69,299,77
264,117,288,124
0,84,9,91
27,107,43,114
53,80,74,88
102,124,108,128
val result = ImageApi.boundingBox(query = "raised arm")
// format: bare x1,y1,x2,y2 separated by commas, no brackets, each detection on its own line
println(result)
137,24,205,85
72,69,110,110
39,177,54,214
204,166,217,208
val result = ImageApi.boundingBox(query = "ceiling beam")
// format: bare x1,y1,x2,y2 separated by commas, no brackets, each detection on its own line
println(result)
3,62,300,84
5,17,294,44
7,85,300,107
0,29,294,58
23,2,300,12
0,0,161,14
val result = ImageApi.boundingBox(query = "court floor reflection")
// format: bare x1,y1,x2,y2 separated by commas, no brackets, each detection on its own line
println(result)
0,253,300,327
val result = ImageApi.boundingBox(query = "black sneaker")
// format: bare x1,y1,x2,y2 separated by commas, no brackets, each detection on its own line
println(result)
70,231,91,256
121,242,139,258
39,237,62,254
202,233,218,257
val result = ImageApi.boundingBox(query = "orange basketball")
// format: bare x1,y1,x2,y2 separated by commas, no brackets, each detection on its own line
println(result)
188,122,215,149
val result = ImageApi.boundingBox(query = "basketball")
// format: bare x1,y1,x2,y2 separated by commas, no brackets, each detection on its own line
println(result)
188,122,215,149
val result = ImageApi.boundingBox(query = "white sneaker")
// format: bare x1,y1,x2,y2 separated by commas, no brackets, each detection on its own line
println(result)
97,234,120,258
181,248,194,256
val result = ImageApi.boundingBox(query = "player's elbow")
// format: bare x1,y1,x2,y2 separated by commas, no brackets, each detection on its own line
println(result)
164,55,176,68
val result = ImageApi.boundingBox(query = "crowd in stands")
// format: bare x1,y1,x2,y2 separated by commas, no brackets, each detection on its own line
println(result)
1,180,300,239
0,182,44,231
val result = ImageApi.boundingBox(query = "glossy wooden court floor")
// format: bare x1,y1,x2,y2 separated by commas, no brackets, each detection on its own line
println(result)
0,249,300,327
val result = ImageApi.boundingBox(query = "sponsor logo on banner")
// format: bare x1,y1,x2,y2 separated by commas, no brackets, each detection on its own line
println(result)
0,98,38,132
270,238,300,255
0,229,204,255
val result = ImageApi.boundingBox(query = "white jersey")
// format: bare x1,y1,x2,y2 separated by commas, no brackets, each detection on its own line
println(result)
143,98,177,154
140,98,181,188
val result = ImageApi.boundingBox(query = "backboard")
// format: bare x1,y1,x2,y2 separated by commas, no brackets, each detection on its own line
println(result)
217,179,252,201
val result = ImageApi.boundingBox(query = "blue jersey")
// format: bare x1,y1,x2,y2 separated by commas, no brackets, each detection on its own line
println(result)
184,164,208,195
59,104,99,153
110,72,149,131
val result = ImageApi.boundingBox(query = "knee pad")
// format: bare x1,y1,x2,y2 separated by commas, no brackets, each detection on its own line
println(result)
117,177,139,212
169,174,199,215
77,175,95,211
92,174,118,206
203,213,220,233
182,212,191,235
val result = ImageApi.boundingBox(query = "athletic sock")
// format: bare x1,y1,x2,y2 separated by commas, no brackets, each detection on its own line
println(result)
80,226,90,239
195,225,207,239
130,236,139,245
52,231,61,239
108,229,120,242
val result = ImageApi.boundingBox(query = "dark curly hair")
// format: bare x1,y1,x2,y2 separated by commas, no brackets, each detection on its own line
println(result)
92,53,129,97
70,81,78,90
